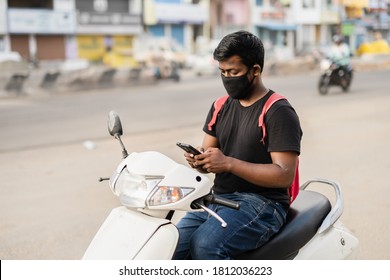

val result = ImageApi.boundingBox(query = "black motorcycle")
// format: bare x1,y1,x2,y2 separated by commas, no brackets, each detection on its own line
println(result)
318,58,353,95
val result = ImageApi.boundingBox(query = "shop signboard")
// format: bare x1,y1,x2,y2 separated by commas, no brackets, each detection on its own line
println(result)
145,2,207,24
7,8,76,34
0,0,6,34
75,0,142,34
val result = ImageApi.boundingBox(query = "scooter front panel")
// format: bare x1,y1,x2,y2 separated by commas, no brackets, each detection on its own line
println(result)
83,206,173,260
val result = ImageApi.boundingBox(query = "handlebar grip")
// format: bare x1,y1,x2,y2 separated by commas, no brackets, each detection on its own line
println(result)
195,194,240,210
203,194,240,210
213,196,240,210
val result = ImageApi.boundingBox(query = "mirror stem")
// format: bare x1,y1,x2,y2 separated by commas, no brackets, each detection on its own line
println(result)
115,134,128,158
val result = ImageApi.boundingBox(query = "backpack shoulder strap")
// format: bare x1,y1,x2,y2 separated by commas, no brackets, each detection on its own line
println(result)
258,93,286,144
258,92,300,204
207,95,229,131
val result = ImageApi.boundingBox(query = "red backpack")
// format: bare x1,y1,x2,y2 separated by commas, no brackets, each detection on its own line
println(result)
207,93,300,204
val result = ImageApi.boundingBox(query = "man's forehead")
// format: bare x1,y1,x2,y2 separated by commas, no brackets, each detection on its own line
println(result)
218,55,244,68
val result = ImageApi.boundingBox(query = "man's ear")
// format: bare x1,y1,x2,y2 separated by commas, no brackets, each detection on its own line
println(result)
253,64,262,75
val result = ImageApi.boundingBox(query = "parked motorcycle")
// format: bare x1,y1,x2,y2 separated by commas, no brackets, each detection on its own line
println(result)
318,58,353,95
82,111,359,260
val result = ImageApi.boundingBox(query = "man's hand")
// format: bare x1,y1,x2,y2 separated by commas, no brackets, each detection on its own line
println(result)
184,147,209,173
194,148,231,173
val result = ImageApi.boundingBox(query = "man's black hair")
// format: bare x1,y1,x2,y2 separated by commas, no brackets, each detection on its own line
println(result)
213,30,265,72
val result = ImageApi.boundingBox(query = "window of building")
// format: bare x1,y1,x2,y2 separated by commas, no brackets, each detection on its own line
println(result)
256,0,264,6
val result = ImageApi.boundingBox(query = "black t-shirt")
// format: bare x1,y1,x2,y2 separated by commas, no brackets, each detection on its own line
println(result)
202,90,302,206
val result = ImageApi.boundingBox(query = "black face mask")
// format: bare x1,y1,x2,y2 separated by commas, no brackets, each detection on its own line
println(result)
221,69,255,99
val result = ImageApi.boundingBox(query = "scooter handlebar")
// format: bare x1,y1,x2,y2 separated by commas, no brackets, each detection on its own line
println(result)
203,194,240,210
191,194,240,228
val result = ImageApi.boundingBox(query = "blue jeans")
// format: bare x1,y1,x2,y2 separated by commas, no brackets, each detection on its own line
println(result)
173,192,287,260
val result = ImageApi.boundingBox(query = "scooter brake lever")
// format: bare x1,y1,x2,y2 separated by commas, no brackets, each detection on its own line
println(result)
192,202,227,228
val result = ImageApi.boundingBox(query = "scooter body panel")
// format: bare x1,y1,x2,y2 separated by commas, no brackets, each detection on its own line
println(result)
134,223,178,260
83,206,178,260
294,220,359,260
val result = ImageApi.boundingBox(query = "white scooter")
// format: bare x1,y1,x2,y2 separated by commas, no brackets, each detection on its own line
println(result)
83,111,359,260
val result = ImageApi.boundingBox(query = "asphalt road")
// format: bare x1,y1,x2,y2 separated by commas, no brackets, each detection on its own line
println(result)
1,68,390,259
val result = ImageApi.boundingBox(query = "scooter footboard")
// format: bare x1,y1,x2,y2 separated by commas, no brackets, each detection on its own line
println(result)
83,206,179,260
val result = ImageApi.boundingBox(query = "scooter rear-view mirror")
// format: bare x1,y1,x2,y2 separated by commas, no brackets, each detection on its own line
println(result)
108,110,128,158
108,110,123,137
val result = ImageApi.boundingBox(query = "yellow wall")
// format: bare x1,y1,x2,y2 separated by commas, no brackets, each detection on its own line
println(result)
77,35,138,68
77,36,106,62
339,0,368,8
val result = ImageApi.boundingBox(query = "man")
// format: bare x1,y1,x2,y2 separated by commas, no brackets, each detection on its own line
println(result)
327,34,353,85
328,35,352,70
173,30,302,260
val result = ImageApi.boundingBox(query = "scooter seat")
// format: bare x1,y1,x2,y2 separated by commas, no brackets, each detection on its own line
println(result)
236,190,331,260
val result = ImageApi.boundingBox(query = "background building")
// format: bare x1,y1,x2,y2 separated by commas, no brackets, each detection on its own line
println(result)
0,0,388,65
2,0,143,65
5,0,76,62
143,0,209,53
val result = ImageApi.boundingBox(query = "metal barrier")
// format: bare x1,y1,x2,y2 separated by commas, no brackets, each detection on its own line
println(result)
98,68,116,86
5,74,29,94
40,71,61,89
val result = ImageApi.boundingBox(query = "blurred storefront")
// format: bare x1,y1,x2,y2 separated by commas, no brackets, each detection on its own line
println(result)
250,0,295,59
74,0,142,66
1,0,388,65
6,0,76,62
338,0,389,52
4,0,143,66
143,0,208,53
0,0,7,52
209,0,251,40
364,0,390,40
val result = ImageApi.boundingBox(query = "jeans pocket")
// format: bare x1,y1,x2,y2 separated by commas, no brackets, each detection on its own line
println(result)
273,208,284,227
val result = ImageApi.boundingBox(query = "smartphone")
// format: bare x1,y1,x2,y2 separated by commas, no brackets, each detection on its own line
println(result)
176,142,201,155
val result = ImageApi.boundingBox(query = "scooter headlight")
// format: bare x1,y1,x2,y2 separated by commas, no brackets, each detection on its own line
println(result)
111,167,194,208
113,168,163,208
148,186,194,206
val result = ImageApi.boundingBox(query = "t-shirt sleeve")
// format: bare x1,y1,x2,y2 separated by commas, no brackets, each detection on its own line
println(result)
266,103,302,154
